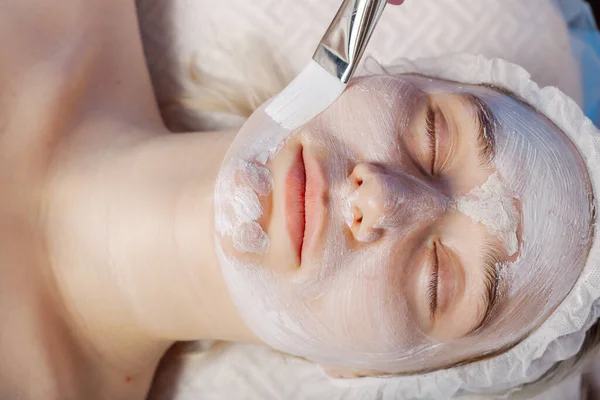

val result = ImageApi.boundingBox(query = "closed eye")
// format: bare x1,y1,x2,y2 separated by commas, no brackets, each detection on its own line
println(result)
426,103,437,175
427,241,439,320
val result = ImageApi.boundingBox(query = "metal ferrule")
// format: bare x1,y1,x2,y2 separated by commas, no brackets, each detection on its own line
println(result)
313,0,387,84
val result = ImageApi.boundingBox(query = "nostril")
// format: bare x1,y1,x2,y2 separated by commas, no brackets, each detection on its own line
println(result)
349,164,369,188
349,175,363,190
352,206,363,224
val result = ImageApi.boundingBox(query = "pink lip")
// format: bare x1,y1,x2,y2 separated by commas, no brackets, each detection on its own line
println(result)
302,147,326,261
284,145,326,264
285,148,307,262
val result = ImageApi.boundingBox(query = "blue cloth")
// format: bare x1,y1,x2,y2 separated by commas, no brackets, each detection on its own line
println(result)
571,30,600,126
556,0,600,126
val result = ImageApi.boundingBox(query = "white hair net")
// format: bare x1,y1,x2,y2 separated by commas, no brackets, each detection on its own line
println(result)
332,53,600,398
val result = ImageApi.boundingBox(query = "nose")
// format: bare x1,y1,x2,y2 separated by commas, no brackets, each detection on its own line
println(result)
347,163,445,243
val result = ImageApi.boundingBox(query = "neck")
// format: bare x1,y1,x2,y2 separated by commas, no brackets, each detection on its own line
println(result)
106,129,258,343
49,128,260,391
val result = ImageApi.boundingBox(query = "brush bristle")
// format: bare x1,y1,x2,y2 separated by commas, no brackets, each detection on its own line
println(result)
265,60,346,130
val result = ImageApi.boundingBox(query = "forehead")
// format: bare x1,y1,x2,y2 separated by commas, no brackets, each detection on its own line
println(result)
342,75,427,109
352,74,491,96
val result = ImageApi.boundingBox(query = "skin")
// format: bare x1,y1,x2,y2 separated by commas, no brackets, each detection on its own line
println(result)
0,0,588,398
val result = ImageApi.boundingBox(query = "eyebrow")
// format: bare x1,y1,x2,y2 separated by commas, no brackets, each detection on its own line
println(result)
468,240,504,335
460,93,497,167
458,93,503,334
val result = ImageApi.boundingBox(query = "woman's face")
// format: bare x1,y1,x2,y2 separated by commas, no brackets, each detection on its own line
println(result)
213,74,593,374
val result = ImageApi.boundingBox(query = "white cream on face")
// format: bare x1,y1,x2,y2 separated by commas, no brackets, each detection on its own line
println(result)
215,163,271,254
213,75,592,374
456,172,519,256
214,112,287,254
215,77,443,371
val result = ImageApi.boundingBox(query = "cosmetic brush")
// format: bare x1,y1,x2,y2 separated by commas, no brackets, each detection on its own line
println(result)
265,0,388,130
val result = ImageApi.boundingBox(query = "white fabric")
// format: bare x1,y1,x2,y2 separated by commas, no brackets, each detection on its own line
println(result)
148,343,583,400
138,0,595,398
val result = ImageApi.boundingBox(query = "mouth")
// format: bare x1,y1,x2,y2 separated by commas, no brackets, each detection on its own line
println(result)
285,146,307,263
285,144,327,264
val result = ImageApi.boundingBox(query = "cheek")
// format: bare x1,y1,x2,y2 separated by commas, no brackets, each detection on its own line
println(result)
311,82,423,166
296,281,392,350
313,242,420,347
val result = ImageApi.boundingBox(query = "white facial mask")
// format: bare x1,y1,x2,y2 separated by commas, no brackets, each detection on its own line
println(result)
213,72,593,375
455,172,519,256
214,109,288,255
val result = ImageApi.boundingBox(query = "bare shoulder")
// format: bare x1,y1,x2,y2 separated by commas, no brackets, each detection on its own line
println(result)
0,0,160,150
0,0,132,48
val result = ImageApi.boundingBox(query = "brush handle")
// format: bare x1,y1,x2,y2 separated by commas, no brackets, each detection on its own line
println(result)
313,0,387,84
